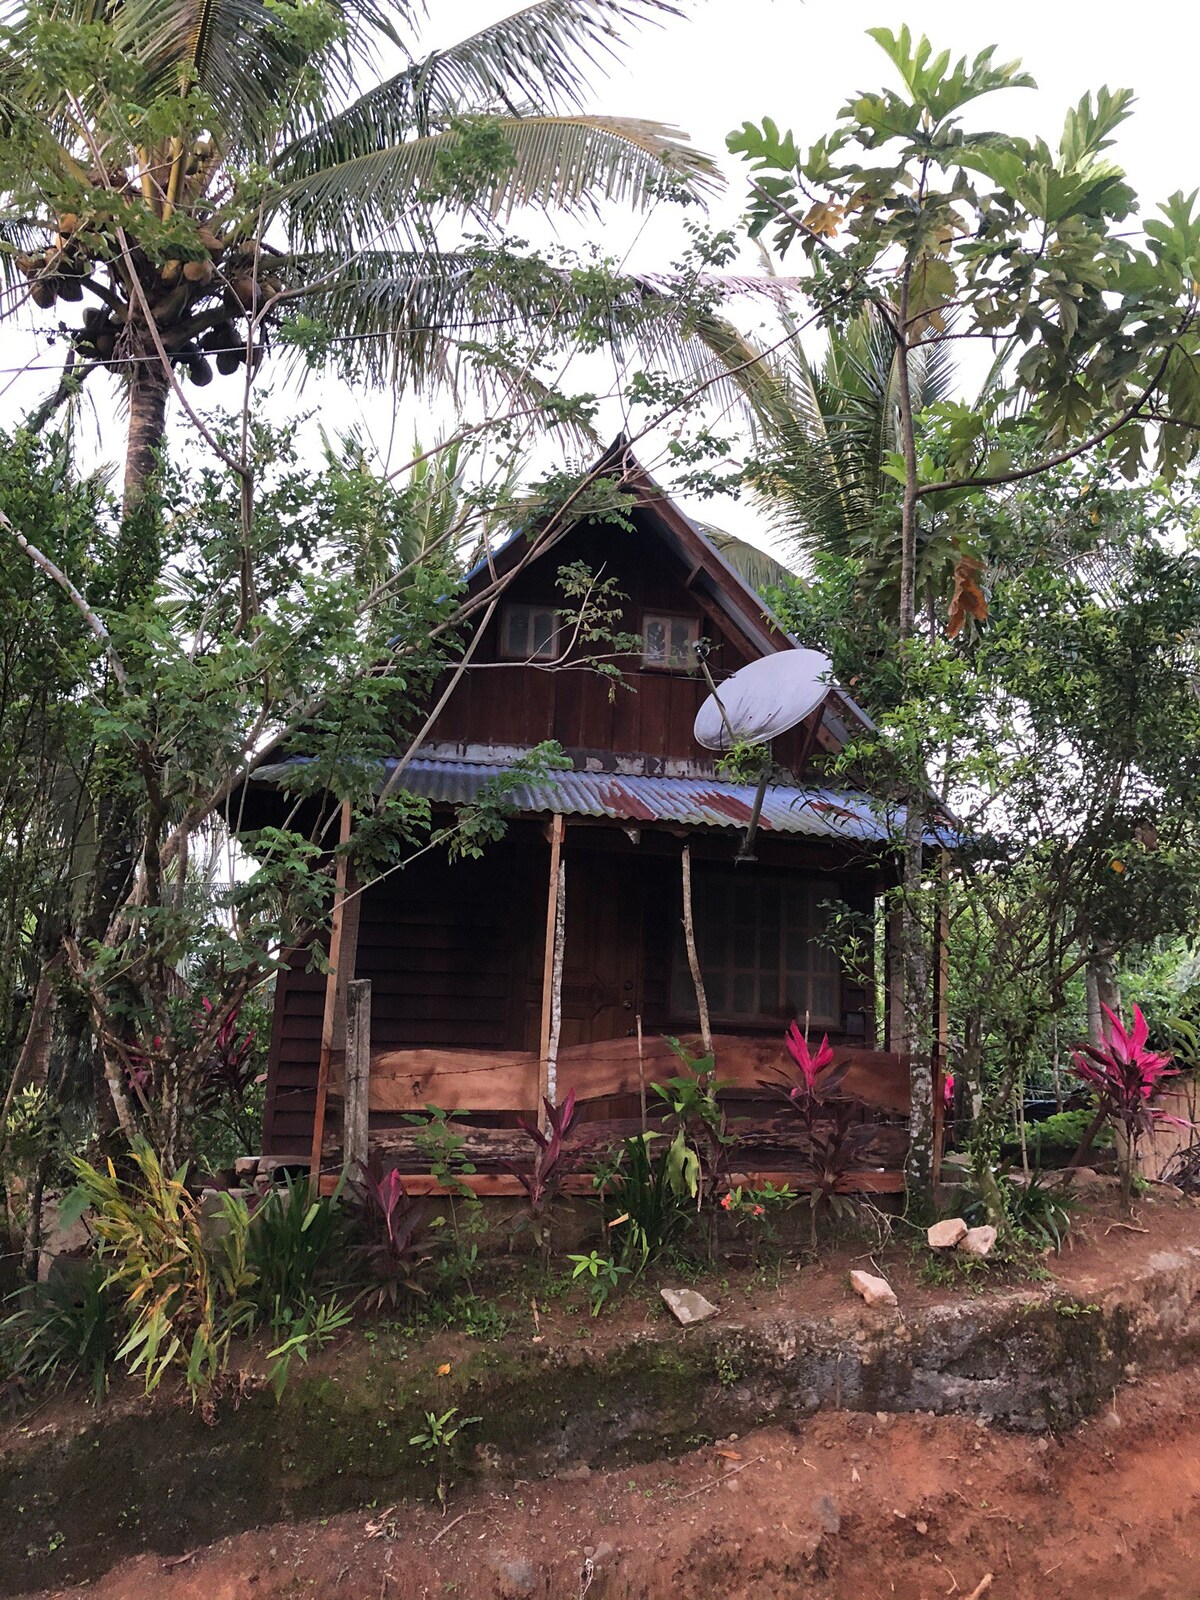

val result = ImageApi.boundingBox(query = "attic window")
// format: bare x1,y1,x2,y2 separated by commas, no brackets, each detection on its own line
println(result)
643,613,699,671
501,603,562,662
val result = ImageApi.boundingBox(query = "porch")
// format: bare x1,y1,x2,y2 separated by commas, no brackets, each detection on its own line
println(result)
261,783,936,1198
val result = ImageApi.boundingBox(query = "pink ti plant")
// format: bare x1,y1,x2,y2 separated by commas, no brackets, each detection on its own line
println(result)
1070,1004,1181,1206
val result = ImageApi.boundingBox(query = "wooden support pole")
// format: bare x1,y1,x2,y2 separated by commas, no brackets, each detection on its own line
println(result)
308,801,358,1192
931,851,951,1184
537,814,566,1130
343,978,371,1175
681,844,712,1057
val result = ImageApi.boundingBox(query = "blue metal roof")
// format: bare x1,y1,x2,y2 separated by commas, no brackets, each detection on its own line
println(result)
376,757,915,845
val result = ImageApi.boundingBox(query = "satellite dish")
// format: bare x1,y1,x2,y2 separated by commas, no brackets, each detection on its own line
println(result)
694,648,832,752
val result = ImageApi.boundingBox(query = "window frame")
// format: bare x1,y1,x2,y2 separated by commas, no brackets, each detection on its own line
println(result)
670,869,843,1031
641,612,700,673
499,601,564,663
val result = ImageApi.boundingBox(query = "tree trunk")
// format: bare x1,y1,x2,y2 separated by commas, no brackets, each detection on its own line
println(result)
122,339,171,518
80,338,171,1149
891,275,934,1211
1087,951,1120,1042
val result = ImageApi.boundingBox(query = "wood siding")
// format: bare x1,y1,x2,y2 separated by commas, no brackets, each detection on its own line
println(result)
265,826,884,1158
427,516,814,774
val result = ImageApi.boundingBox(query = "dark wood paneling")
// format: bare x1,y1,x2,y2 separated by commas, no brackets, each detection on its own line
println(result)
424,516,765,766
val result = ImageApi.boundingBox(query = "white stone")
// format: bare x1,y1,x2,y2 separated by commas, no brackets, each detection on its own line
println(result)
849,1269,898,1308
927,1217,968,1249
959,1225,997,1258
661,1287,719,1326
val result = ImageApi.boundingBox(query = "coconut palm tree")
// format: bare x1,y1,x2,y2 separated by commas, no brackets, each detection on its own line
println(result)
708,303,961,606
0,0,718,515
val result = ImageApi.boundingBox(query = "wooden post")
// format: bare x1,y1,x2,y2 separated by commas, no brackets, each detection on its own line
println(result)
636,1012,647,1133
537,814,566,1130
343,979,371,1174
680,844,712,1057
308,802,361,1192
931,851,951,1183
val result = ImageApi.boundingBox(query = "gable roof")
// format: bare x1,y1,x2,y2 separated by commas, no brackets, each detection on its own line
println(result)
461,437,875,742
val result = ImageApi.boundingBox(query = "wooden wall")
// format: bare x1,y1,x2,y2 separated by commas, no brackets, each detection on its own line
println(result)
427,517,814,775
264,823,885,1158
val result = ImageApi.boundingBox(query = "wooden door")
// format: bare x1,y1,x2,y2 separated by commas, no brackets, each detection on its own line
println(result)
559,852,641,1047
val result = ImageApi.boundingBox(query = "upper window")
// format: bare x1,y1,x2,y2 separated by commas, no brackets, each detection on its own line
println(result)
670,872,841,1028
643,613,699,671
501,603,562,662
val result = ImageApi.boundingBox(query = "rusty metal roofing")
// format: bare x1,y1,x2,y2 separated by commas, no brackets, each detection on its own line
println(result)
375,757,918,844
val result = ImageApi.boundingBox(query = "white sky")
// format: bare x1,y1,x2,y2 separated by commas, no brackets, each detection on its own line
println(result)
4,0,1195,555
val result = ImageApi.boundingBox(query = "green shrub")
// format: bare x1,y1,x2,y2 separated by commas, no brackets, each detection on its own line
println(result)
66,1140,255,1399
595,1133,695,1269
248,1172,343,1317
2,1263,117,1402
1023,1107,1112,1160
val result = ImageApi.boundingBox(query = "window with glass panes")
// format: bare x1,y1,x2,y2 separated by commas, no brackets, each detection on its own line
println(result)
500,603,561,661
642,613,698,670
670,872,841,1027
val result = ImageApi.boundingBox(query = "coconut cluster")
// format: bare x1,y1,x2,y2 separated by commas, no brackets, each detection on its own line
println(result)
16,159,283,386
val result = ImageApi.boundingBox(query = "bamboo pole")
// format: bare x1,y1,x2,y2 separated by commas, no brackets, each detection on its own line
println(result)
931,850,951,1183
681,845,712,1057
308,801,356,1193
537,815,566,1130
636,1012,647,1133
343,979,372,1174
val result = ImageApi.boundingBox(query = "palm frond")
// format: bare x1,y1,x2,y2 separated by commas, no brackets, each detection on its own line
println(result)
278,113,718,249
399,0,686,124
703,528,793,594
110,0,411,151
276,248,778,438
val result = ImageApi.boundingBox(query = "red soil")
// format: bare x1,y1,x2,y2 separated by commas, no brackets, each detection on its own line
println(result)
14,1190,1200,1600
18,1360,1200,1600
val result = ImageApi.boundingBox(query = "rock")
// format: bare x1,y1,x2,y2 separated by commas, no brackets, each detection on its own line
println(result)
849,1269,897,1308
494,1555,536,1597
927,1217,968,1249
1066,1167,1120,1189
814,1493,841,1534
234,1156,259,1178
959,1225,997,1258
661,1287,719,1326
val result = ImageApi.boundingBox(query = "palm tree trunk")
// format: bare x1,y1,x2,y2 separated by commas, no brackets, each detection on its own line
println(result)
83,339,171,1147
122,341,171,518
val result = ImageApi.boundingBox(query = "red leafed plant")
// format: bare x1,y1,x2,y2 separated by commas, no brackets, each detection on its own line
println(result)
764,1022,882,1245
506,1089,577,1255
783,1024,846,1105
193,997,257,1114
1070,1004,1182,1207
349,1163,431,1308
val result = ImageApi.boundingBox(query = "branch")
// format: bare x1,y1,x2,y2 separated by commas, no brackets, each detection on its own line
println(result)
23,347,98,434
0,506,129,687
914,345,1179,499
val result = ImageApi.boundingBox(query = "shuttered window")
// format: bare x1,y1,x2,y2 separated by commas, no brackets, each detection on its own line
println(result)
501,603,562,661
671,872,841,1028
642,613,699,671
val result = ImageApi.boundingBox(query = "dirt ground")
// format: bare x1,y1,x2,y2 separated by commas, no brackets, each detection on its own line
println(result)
17,1358,1200,1600
11,1189,1200,1600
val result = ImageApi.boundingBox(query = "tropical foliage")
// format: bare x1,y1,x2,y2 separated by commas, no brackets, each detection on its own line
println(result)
0,0,719,509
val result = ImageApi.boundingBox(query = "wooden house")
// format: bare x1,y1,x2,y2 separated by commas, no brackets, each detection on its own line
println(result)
246,442,938,1195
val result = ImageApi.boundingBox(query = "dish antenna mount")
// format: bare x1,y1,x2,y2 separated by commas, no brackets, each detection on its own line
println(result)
693,647,833,860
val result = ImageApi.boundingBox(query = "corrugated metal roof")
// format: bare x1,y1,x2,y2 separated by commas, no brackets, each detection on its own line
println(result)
370,757,920,844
